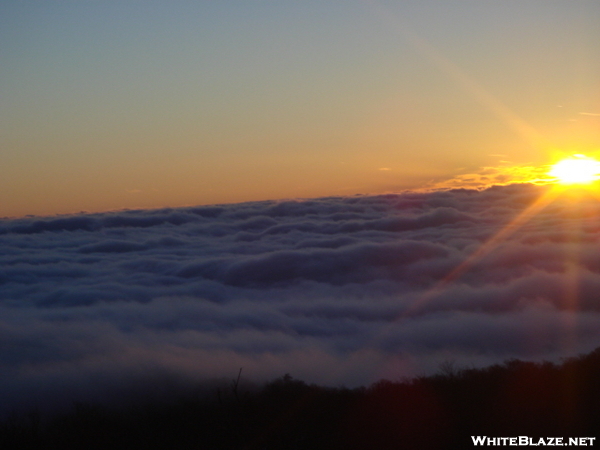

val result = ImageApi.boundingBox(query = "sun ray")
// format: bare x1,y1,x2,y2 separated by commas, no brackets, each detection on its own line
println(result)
365,0,548,152
402,186,560,316
362,0,600,381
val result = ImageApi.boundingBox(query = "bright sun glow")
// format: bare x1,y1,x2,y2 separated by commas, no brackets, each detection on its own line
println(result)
548,155,600,185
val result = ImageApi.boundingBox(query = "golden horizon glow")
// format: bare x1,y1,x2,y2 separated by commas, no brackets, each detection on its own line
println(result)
548,155,600,185
398,154,600,321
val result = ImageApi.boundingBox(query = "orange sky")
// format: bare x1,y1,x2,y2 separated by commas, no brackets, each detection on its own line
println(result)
1,1,599,218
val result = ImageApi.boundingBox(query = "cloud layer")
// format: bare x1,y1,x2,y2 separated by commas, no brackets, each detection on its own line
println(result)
2,183,600,414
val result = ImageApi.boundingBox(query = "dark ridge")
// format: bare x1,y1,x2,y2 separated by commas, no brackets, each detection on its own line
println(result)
3,349,600,449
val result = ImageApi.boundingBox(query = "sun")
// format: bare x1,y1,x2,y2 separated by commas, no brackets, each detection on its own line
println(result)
548,155,600,185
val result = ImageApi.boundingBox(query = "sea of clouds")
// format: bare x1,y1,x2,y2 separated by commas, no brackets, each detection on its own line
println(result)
2,183,600,414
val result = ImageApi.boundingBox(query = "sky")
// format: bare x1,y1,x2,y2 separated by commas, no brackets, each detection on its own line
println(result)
1,1,599,217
